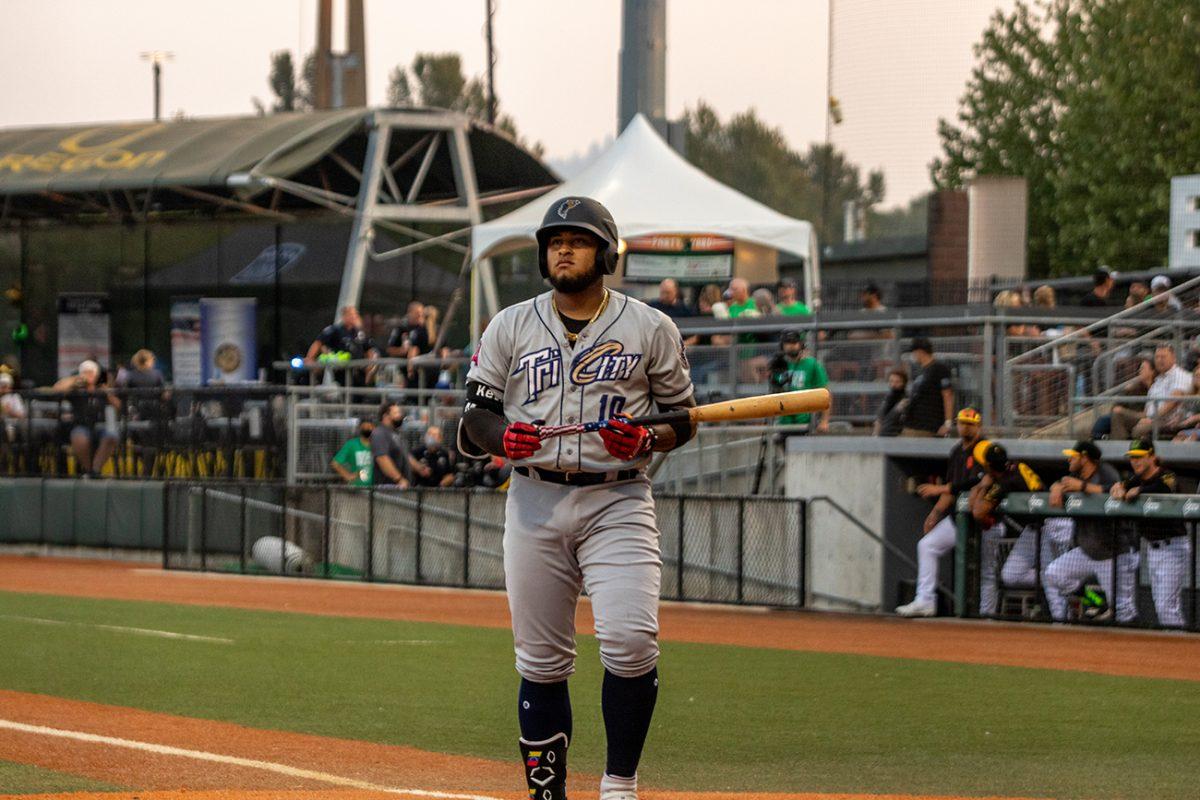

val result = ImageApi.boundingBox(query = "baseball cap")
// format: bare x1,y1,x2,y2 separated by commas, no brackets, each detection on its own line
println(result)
1151,275,1171,291
1063,439,1101,461
0,373,11,387
1093,267,1114,285
956,407,982,425
909,336,934,354
1125,439,1155,457
780,329,804,346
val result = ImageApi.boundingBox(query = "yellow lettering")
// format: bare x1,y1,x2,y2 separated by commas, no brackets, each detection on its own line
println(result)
29,151,66,172
124,150,166,170
95,150,133,169
0,153,34,173
58,123,166,155
59,154,98,172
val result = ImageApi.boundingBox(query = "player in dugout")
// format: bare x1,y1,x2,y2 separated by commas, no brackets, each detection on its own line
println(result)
896,408,986,618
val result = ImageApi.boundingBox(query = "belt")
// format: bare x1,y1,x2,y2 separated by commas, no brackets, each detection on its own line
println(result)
515,466,641,486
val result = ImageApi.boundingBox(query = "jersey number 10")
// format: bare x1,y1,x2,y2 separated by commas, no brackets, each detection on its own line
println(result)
598,394,627,421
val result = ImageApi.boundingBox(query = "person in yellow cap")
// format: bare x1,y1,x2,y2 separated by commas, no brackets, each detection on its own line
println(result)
1111,440,1189,627
1043,440,1133,622
896,407,989,617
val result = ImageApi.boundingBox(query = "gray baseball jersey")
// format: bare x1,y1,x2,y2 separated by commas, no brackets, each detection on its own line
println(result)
466,289,694,471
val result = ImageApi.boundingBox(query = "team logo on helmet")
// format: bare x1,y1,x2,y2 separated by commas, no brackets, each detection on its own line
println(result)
556,199,582,219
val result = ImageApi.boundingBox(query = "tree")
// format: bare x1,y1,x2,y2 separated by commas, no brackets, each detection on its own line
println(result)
682,102,884,245
386,52,542,157
933,0,1200,276
255,50,316,114
868,194,931,239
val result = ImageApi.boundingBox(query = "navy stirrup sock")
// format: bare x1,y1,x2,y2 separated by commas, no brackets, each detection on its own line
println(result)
518,678,572,743
601,667,659,778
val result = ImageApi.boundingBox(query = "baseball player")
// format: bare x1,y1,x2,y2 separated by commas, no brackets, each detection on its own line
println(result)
767,330,829,433
895,408,987,617
1110,440,1190,627
1042,440,1134,622
970,442,1045,612
458,196,695,800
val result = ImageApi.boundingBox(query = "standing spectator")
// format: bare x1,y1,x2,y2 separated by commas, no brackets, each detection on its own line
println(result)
53,360,120,477
1150,275,1182,312
370,402,410,488
1112,345,1192,439
306,305,379,387
1080,267,1116,307
1042,441,1134,623
901,337,954,437
752,287,777,317
1124,281,1150,309
424,305,440,349
861,283,887,312
873,369,908,437
648,279,690,319
330,421,375,486
408,424,455,487
724,277,757,319
894,409,986,617
767,330,829,433
776,277,811,316
387,301,433,387
0,371,25,444
1110,440,1190,627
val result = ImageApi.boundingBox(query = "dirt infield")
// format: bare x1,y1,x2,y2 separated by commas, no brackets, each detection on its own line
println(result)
2,555,1198,681
0,692,1051,800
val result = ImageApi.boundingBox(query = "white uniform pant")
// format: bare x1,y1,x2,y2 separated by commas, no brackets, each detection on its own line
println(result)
999,518,1074,589
1044,528,1140,623
1145,536,1192,628
915,515,1002,614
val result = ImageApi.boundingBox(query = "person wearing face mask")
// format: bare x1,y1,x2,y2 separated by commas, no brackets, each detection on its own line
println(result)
407,425,455,488
330,421,375,486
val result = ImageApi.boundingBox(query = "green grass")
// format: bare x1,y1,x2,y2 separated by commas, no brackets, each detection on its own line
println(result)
0,759,124,794
0,590,1195,799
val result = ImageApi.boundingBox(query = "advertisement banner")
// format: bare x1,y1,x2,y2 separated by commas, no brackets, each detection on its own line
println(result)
200,297,257,384
623,234,736,282
169,299,202,387
57,293,110,378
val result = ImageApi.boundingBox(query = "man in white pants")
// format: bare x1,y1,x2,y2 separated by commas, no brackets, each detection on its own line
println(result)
896,409,988,617
1110,440,1191,627
1042,441,1134,622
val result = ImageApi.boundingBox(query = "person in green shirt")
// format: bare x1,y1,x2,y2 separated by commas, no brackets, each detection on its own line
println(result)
331,422,375,486
768,330,829,432
776,277,811,316
724,277,761,344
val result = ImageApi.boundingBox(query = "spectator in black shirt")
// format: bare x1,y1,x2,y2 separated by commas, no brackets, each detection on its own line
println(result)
901,337,954,437
387,301,434,387
307,306,379,387
116,349,168,475
370,402,409,488
1111,439,1189,626
53,360,120,477
1079,267,1115,307
648,279,690,319
408,425,455,488
873,369,908,437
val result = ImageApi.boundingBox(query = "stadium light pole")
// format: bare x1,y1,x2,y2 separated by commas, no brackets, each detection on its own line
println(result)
140,51,174,122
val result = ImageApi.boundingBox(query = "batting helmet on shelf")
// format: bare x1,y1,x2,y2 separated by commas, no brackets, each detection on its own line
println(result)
535,196,620,278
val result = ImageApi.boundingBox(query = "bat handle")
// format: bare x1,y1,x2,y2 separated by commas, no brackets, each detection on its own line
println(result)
625,409,691,427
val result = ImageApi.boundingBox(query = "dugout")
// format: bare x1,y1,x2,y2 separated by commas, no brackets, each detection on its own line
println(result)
0,108,557,385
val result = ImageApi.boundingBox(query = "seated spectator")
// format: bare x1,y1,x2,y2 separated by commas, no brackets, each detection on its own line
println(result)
1079,267,1116,307
408,425,455,488
724,277,759,345
1124,281,1150,308
1092,357,1153,439
776,277,811,316
53,360,120,477
370,402,409,488
767,330,829,434
307,305,380,387
900,338,953,437
117,349,167,417
1171,363,1200,441
696,283,728,347
1111,345,1192,439
861,283,887,312
0,371,25,444
454,453,511,489
752,287,777,317
648,279,690,319
330,421,375,486
1150,275,1183,312
387,301,432,386
874,369,907,437
994,289,1039,339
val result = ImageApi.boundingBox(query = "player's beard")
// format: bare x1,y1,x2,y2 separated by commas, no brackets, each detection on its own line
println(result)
547,259,604,294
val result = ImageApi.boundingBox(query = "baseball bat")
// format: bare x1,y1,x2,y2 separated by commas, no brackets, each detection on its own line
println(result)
537,388,831,439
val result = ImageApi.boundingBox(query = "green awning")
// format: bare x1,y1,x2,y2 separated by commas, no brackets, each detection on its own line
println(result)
0,109,365,195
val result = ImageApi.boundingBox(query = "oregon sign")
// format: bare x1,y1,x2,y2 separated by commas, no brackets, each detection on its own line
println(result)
0,123,168,175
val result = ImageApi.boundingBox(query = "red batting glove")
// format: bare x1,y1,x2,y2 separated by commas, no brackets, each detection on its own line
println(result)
503,421,542,461
600,415,655,461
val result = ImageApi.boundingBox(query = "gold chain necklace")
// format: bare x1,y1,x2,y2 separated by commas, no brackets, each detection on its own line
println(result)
553,288,609,344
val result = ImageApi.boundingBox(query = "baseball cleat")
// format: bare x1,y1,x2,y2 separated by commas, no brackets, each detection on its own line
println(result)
895,598,937,617
520,732,569,800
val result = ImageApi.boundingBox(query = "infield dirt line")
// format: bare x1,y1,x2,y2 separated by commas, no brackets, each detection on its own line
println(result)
0,719,503,800
0,613,234,644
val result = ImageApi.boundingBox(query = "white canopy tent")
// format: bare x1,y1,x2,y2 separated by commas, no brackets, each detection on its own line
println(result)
471,114,820,330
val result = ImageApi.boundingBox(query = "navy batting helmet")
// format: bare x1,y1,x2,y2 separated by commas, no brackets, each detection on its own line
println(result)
535,196,620,278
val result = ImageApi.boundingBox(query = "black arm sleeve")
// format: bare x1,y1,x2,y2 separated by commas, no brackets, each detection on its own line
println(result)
459,380,507,459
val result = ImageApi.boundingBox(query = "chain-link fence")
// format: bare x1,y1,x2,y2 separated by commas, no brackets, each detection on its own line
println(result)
163,482,807,608
956,492,1199,631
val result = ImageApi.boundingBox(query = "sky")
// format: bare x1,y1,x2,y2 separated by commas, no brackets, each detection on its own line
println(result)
0,0,1013,208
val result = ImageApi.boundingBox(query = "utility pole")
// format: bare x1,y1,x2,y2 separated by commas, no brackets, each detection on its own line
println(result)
140,51,174,122
485,0,497,124
821,0,836,244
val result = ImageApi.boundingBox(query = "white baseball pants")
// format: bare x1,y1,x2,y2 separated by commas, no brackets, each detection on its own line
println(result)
915,515,1001,614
